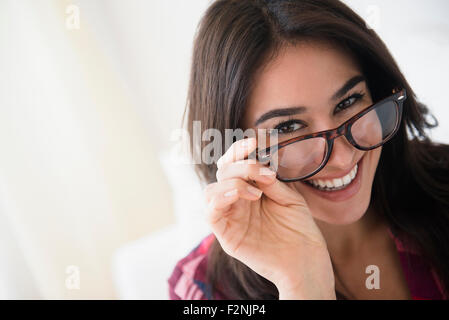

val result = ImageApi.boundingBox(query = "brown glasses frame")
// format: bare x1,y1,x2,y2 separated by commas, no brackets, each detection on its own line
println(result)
248,87,407,182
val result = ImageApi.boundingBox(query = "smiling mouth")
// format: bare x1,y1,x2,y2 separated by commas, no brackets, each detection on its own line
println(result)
303,159,361,192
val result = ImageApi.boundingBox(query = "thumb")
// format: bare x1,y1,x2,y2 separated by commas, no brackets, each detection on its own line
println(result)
255,167,307,208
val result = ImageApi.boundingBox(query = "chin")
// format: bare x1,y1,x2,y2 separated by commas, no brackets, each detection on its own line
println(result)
308,194,371,225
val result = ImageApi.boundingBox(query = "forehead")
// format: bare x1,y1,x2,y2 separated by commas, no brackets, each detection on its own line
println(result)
244,41,362,127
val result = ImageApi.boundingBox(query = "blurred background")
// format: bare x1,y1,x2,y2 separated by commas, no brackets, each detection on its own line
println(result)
0,0,448,299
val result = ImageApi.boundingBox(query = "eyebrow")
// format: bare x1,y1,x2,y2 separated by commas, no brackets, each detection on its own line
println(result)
254,74,366,126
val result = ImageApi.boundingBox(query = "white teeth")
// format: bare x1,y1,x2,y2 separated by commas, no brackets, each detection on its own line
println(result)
308,163,358,191
350,168,356,180
333,178,343,188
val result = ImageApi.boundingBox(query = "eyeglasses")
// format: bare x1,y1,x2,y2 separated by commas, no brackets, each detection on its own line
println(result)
248,87,407,182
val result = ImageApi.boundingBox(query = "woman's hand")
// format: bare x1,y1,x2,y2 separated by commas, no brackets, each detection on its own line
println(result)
204,137,336,299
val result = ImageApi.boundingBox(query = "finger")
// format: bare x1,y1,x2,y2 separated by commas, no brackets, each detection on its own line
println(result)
217,137,257,169
206,193,240,240
206,190,239,222
254,170,308,208
216,159,277,185
204,179,263,204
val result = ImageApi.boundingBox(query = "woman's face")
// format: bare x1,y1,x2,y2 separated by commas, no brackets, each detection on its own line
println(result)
242,41,381,225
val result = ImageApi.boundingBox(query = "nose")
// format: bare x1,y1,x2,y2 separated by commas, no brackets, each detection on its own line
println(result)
326,134,356,171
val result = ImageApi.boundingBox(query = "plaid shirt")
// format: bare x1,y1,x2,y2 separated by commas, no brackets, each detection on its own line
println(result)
168,231,447,300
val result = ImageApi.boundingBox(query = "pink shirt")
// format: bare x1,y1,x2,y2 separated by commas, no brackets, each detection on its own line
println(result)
168,231,447,300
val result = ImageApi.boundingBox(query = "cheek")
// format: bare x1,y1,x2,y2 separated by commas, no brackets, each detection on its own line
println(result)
365,147,382,184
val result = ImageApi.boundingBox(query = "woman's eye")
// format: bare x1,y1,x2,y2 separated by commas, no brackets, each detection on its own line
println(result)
335,93,364,113
274,120,304,134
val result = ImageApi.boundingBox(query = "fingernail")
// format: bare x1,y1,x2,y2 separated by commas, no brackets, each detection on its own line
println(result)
224,189,238,197
247,185,263,197
241,137,255,148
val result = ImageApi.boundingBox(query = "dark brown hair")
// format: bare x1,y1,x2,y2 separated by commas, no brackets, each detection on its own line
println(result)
182,0,449,299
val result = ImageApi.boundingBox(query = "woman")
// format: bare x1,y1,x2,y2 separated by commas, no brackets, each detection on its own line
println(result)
168,0,449,300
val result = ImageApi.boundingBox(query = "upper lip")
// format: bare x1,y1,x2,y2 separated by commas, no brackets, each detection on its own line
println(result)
306,157,362,181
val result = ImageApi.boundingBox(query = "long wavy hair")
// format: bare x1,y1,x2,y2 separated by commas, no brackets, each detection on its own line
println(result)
182,0,449,299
